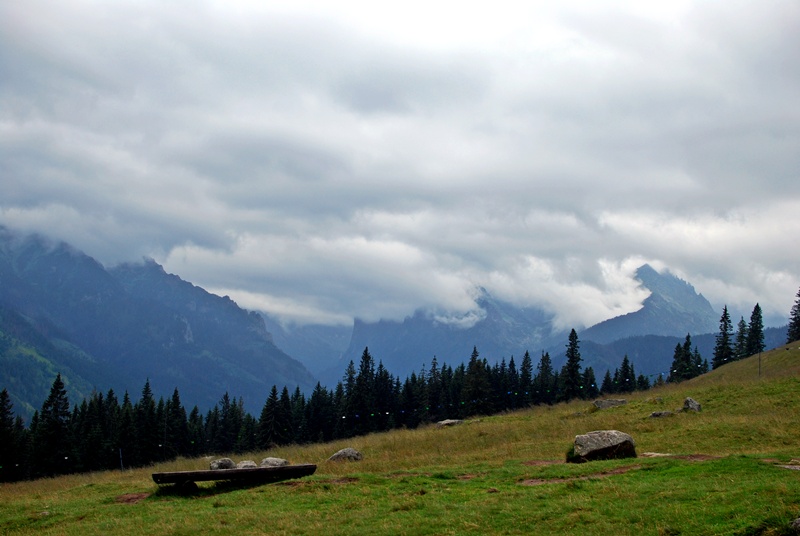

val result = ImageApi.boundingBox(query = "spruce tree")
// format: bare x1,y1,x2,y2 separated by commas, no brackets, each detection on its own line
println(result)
787,287,800,344
532,351,555,405
560,329,583,401
258,385,280,449
600,370,614,394
712,305,734,369
519,351,533,406
618,355,635,393
0,389,18,482
34,374,72,476
734,317,749,360
745,303,765,357
582,367,599,399
462,347,493,416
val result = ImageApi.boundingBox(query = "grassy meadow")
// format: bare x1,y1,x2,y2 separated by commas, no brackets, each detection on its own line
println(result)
2,343,800,535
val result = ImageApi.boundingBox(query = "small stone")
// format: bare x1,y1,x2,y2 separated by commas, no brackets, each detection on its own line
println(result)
260,457,289,467
328,448,363,462
210,457,236,470
436,419,463,428
682,397,702,412
593,399,627,409
236,460,257,469
649,411,674,418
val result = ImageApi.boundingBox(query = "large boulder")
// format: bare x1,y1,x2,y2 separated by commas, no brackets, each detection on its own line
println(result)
236,460,257,469
260,457,289,467
210,457,236,470
567,430,636,463
328,448,363,462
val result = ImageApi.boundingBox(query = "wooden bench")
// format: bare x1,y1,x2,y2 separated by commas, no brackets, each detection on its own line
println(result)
152,463,317,490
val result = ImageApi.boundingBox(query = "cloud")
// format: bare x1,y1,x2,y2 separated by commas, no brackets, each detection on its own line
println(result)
1,0,798,329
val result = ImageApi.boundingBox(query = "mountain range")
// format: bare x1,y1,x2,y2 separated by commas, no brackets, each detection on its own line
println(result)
0,226,788,420
0,227,315,419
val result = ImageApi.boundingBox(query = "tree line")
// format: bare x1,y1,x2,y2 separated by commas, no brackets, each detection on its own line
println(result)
1,329,655,482
5,283,799,484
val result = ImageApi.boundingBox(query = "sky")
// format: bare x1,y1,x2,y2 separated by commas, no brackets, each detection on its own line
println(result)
1,0,799,330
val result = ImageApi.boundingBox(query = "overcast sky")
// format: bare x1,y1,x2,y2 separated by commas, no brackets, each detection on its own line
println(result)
2,0,798,329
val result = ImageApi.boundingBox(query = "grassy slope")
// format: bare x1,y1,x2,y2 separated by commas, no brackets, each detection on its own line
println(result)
2,343,800,535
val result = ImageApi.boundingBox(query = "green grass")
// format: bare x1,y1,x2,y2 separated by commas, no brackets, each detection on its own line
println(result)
3,343,800,535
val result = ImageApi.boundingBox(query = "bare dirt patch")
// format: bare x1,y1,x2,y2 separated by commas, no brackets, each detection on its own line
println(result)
520,465,641,486
115,493,150,504
329,477,359,484
522,460,562,467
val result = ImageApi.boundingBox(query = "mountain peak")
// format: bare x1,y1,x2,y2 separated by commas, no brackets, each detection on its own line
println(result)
580,265,718,344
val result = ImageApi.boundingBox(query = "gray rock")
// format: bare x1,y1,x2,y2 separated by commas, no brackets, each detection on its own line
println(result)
236,460,257,469
649,411,674,418
436,419,463,428
210,457,236,470
260,457,289,467
682,397,702,412
568,430,636,463
790,517,800,530
328,448,363,462
593,399,627,409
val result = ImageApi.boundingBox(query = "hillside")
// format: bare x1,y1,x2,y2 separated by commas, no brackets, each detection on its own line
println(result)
1,343,799,535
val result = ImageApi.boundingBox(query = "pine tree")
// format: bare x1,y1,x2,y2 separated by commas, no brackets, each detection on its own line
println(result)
582,367,599,399
559,329,583,401
788,287,800,344
135,380,159,465
34,374,72,476
462,347,493,416
618,355,635,393
600,370,614,394
532,351,555,405
519,351,533,406
745,303,765,358
258,385,280,449
734,316,749,360
636,374,651,391
712,305,734,369
0,389,19,482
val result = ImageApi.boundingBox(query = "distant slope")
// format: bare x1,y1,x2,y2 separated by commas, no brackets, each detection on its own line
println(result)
336,290,568,382
260,313,352,382
0,227,316,418
580,265,718,344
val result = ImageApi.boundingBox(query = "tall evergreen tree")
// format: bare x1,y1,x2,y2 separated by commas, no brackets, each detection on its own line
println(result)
582,367,599,399
34,374,72,476
712,305,735,369
0,389,20,482
519,351,533,406
559,329,583,401
462,347,493,416
533,351,555,405
618,355,635,393
257,385,280,449
745,303,765,357
600,369,614,395
135,380,159,465
788,287,800,344
734,316,749,360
